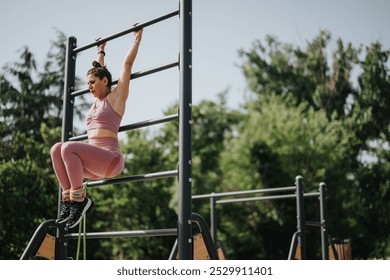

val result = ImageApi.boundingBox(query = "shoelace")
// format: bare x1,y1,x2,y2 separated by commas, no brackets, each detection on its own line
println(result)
58,202,70,220
69,203,83,219
59,202,69,214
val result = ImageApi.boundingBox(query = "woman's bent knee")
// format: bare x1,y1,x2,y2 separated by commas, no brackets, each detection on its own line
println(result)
50,142,63,157
60,141,77,157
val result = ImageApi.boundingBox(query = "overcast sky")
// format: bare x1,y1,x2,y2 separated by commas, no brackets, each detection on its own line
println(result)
1,0,389,136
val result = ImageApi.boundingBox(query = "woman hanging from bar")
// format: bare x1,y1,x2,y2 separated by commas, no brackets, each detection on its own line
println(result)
50,24,143,229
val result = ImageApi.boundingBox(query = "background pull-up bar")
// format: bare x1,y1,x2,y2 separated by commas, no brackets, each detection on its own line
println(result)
73,9,180,53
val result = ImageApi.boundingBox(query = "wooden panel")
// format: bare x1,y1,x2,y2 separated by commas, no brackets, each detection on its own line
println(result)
35,234,55,260
217,247,226,260
193,233,209,260
193,233,226,260
329,243,352,260
176,233,226,260
294,245,301,260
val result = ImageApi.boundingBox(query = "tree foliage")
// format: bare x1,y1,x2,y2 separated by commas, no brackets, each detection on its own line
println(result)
235,30,390,259
0,31,86,259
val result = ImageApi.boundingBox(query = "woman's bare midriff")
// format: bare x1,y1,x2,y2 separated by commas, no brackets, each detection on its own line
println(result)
88,128,118,140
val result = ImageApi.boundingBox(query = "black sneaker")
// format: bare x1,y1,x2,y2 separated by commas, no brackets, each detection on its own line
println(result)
56,201,71,224
66,198,92,229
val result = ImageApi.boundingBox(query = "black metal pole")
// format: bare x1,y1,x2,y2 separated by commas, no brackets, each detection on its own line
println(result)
57,36,77,260
210,195,217,244
295,175,306,259
178,0,192,260
61,36,77,143
319,182,329,259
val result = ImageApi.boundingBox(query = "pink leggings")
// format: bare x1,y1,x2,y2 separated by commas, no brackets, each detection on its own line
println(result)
50,137,124,191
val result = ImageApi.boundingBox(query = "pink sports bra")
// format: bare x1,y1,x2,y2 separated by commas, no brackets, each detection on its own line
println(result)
86,97,122,133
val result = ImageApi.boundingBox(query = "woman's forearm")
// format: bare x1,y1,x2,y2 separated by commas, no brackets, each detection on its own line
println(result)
123,40,140,69
123,25,143,69
96,47,105,67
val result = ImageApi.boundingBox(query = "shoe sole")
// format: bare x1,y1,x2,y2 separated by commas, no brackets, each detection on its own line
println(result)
68,198,92,229
56,216,70,224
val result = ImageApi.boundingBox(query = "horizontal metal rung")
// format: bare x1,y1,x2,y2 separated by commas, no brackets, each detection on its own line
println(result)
69,113,178,141
65,228,177,239
120,113,178,132
131,60,179,80
305,221,323,227
303,192,320,197
73,9,180,53
85,169,178,188
193,186,296,200
71,60,179,97
215,191,321,204
217,194,297,204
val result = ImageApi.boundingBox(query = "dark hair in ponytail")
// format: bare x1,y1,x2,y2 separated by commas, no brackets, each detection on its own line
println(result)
87,61,112,88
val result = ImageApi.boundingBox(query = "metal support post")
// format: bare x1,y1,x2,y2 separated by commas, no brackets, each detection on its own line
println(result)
295,175,306,259
319,182,329,259
210,195,217,244
61,36,77,143
57,36,77,260
177,0,193,260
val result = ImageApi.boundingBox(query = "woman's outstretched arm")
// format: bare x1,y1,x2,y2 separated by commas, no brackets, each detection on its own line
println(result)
96,38,106,67
115,24,143,102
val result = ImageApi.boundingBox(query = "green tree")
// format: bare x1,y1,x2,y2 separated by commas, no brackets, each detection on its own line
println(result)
239,30,358,119
219,95,355,259
347,43,390,259
191,92,243,205
354,43,390,143
0,31,77,259
233,30,390,259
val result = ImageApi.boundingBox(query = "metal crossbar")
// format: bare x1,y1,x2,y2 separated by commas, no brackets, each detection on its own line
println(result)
193,186,296,200
84,170,178,188
217,193,297,204
66,228,177,240
71,61,179,97
215,191,320,204
73,9,180,53
69,113,178,141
